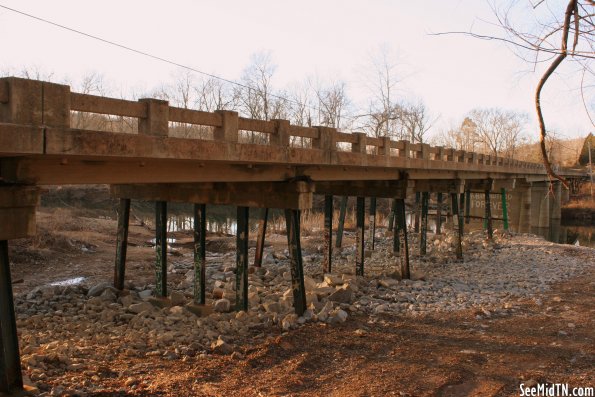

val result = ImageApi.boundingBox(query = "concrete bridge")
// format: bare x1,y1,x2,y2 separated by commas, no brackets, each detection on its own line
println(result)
0,77,586,393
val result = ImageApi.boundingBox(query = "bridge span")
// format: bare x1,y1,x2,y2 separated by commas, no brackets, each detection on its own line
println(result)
0,76,586,393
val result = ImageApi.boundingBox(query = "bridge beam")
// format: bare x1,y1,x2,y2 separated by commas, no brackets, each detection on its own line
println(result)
314,180,407,199
111,181,314,210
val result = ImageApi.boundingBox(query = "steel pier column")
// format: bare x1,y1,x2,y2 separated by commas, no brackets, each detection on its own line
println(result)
501,188,509,231
395,199,410,279
155,201,168,297
285,209,307,315
355,197,365,276
335,196,348,248
193,204,206,305
485,189,493,239
436,193,443,235
414,192,420,233
323,195,333,274
388,199,397,232
114,198,130,290
0,240,23,393
420,192,429,255
451,194,463,260
236,207,249,311
368,197,377,251
254,208,268,268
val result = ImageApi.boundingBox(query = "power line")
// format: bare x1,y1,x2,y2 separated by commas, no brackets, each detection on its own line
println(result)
0,3,322,115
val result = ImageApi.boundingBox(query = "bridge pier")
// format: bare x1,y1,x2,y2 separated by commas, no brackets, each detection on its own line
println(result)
355,197,366,276
530,181,550,239
435,193,443,235
236,207,249,311
323,195,333,274
420,192,429,255
368,197,377,251
254,208,268,268
549,182,562,243
155,201,168,297
0,185,39,394
114,198,130,290
509,181,531,233
193,204,207,305
335,196,347,248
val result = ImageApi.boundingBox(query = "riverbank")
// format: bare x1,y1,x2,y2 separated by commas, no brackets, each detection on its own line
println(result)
7,206,595,396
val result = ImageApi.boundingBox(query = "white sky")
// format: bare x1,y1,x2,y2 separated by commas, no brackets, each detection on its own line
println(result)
0,0,593,140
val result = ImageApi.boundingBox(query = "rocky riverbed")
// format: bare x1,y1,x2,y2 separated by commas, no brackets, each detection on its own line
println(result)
12,227,594,396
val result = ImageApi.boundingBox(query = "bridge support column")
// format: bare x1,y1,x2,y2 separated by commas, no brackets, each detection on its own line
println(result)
193,204,206,305
236,207,249,311
388,199,397,232
0,241,23,393
254,208,268,268
436,193,443,235
414,192,420,233
368,197,377,251
323,195,333,274
114,198,130,290
0,185,38,394
355,197,365,276
420,192,429,255
509,181,531,233
549,182,562,243
464,189,471,224
335,196,347,248
530,182,550,239
484,188,493,239
451,193,463,260
501,188,509,231
395,199,410,279
285,209,307,316
155,201,168,297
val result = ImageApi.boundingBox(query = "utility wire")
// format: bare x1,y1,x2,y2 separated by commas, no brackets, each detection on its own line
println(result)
0,3,322,114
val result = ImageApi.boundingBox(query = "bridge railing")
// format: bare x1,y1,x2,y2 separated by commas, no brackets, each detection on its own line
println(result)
0,77,548,172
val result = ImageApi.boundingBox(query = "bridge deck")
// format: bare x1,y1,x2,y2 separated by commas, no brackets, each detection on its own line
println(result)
1,76,582,186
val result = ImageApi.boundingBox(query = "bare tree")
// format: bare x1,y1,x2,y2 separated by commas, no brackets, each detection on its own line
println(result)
434,0,594,187
312,79,350,129
468,108,527,158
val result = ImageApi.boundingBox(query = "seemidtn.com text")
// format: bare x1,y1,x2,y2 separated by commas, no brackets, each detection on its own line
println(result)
520,383,594,397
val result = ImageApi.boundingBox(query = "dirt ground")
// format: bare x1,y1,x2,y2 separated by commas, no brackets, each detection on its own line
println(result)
7,206,595,397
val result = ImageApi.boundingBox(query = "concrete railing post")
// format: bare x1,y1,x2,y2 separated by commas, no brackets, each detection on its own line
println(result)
138,98,169,136
352,132,367,154
271,119,290,147
214,110,239,142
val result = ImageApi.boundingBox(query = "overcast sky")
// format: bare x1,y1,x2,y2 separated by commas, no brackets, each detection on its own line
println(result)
0,0,592,140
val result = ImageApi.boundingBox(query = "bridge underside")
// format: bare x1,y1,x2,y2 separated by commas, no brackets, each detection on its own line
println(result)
0,76,585,394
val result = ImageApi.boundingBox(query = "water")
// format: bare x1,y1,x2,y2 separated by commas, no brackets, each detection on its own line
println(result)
49,276,86,287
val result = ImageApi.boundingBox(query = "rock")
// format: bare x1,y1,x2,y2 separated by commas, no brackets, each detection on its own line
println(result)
138,290,153,300
211,337,233,355
213,299,231,313
169,306,185,316
328,309,348,324
128,302,153,314
379,278,400,288
324,274,344,286
410,271,427,281
373,304,388,314
87,282,112,297
120,294,134,308
354,328,366,337
317,301,334,322
304,276,318,290
124,377,138,387
231,351,244,360
170,291,186,306
263,301,283,314
328,286,353,304
99,288,117,302
281,313,298,331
